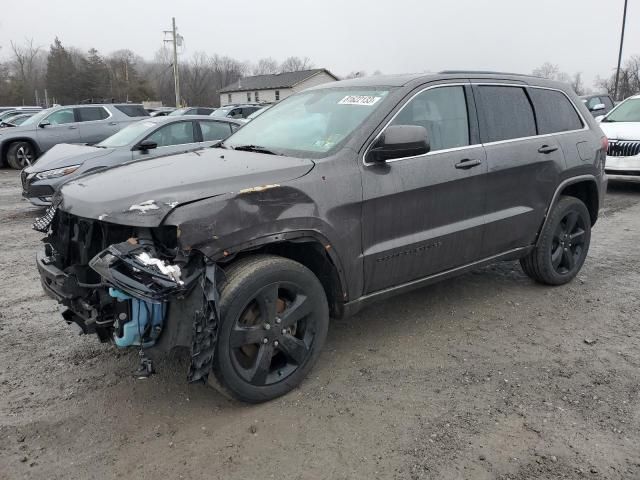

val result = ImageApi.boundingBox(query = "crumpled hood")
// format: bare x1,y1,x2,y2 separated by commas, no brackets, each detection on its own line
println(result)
25,144,116,173
599,122,640,141
59,148,315,226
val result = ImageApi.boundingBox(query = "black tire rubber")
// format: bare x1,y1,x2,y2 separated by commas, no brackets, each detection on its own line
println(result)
520,195,591,285
210,255,329,403
6,141,36,170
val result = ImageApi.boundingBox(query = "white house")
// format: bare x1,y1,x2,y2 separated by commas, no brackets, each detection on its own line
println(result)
219,69,338,106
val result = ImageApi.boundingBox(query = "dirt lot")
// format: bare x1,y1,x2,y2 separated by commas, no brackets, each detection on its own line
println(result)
1,169,639,480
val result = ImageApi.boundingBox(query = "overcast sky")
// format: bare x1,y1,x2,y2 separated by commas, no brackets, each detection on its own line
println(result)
0,0,637,87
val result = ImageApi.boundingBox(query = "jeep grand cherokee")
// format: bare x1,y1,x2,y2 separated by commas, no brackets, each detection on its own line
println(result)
35,72,607,403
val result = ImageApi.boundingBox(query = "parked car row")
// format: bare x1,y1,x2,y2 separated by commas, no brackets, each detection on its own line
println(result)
0,104,149,169
22,115,241,205
31,71,609,403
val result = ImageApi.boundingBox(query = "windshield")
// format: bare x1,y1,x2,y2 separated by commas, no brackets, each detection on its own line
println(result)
18,108,54,126
168,108,189,116
97,120,158,148
604,98,640,122
224,88,390,156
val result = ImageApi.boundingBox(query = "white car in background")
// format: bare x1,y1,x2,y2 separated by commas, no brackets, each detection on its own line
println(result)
599,94,640,181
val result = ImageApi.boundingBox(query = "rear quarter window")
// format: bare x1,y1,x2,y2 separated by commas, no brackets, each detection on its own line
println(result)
76,107,109,122
476,86,536,143
114,105,150,117
529,88,583,134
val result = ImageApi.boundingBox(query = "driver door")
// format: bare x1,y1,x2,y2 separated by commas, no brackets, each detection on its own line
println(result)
35,108,81,151
360,83,488,294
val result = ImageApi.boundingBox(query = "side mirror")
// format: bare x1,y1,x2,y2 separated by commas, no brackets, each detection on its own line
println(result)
367,125,430,163
39,120,50,128
590,103,606,111
136,140,158,152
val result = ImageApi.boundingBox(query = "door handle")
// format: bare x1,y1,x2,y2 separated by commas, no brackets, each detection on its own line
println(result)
538,145,558,154
68,126,77,130
454,158,482,169
109,122,117,126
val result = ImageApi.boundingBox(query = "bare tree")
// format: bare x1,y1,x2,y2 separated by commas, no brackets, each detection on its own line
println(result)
532,62,560,79
596,55,640,100
280,56,314,72
571,72,585,95
253,57,279,75
10,39,45,104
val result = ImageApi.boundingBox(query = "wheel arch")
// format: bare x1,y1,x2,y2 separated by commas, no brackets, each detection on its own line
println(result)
216,233,348,319
1,137,41,165
536,175,600,247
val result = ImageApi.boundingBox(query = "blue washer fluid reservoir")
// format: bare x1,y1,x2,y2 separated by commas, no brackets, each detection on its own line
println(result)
109,288,166,348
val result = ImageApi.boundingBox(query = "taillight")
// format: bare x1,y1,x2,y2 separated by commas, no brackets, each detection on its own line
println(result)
601,136,609,151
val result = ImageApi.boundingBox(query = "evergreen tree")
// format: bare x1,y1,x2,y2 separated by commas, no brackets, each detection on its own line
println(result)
82,48,110,101
46,38,77,104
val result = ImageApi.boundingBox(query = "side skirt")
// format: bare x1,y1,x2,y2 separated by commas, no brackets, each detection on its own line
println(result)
340,246,532,318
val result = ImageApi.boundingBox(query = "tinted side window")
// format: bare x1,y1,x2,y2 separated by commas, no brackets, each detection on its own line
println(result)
602,96,614,109
114,105,149,117
198,108,214,115
476,86,536,142
76,107,109,122
145,122,195,147
390,85,469,152
199,121,232,141
529,88,583,134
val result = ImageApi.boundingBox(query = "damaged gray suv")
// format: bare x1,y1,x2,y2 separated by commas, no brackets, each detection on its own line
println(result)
36,72,607,403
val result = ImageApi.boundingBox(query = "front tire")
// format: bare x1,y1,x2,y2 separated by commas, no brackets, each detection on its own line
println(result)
520,195,591,285
6,141,36,170
211,255,329,403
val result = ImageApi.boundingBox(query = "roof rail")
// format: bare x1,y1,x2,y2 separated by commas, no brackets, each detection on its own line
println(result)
439,70,540,78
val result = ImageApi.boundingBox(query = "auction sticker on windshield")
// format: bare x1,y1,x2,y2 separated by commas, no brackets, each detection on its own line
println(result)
338,95,382,106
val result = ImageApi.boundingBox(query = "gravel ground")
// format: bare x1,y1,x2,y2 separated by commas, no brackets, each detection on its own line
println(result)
1,169,639,480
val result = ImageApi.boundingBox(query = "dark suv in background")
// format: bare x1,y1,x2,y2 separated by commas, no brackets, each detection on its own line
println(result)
36,72,606,403
581,94,615,118
0,104,149,169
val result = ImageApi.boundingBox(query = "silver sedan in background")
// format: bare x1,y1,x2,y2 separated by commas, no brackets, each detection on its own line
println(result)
21,115,241,206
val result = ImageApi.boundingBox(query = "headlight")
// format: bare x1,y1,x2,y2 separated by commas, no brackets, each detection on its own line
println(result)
35,165,80,180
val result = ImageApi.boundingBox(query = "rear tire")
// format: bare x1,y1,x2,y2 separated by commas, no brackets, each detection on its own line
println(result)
520,195,591,285
6,141,36,170
211,255,329,403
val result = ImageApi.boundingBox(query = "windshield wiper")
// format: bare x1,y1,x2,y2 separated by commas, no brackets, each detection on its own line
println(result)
232,144,281,155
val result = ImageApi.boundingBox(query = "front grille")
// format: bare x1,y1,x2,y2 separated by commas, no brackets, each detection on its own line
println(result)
607,140,640,157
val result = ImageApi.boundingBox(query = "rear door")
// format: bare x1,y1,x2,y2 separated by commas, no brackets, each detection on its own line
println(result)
361,83,488,293
131,120,199,161
35,107,81,151
75,106,114,144
527,86,592,176
474,83,565,257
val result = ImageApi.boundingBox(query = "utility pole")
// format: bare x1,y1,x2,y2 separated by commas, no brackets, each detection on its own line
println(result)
164,17,182,108
613,0,629,101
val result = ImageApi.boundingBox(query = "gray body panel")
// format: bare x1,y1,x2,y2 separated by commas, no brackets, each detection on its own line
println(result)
50,72,607,307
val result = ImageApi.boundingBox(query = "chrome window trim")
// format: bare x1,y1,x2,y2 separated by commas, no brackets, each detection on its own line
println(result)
362,82,589,166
